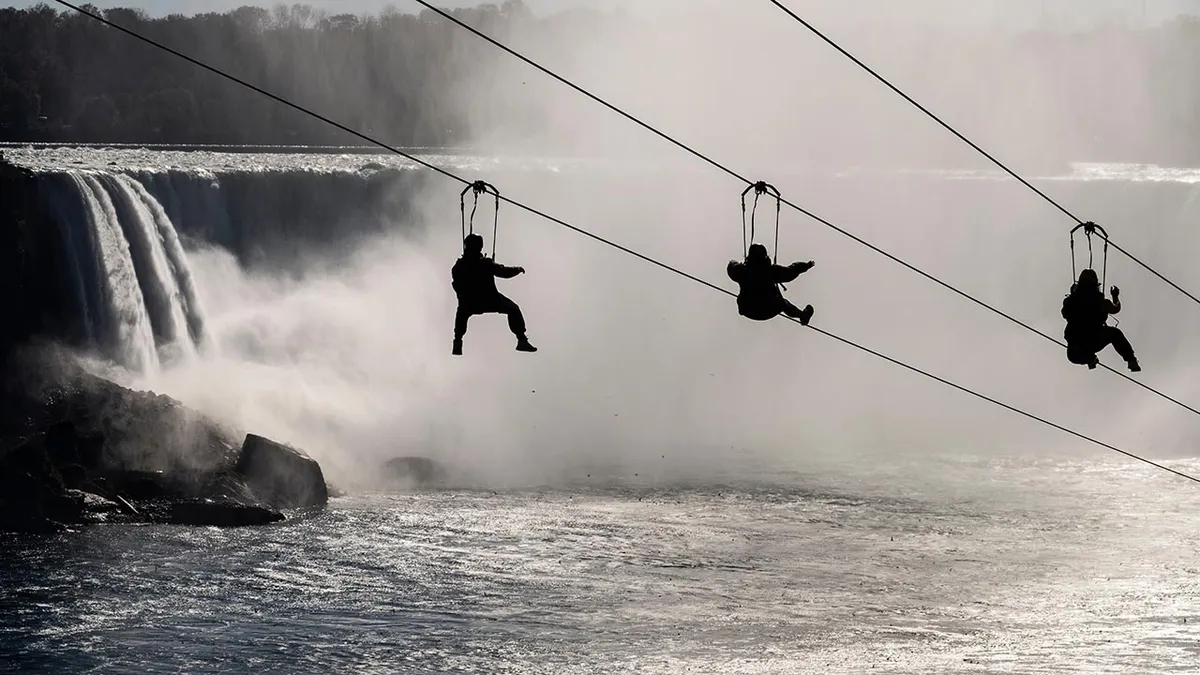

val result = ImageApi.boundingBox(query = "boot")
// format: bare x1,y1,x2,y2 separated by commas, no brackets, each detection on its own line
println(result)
516,336,537,352
1127,358,1141,373
452,338,463,356
1087,355,1098,370
798,304,814,326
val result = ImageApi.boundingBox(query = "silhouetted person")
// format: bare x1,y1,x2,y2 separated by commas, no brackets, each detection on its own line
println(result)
1062,268,1139,372
726,243,815,324
451,233,536,356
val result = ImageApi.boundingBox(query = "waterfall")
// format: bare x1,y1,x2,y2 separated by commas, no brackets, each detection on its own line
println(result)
22,158,430,375
39,170,215,374
73,173,160,374
99,173,195,363
119,175,208,352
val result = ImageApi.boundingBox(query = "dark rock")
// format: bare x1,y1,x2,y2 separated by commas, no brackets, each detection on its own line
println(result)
383,456,448,487
0,347,331,531
1,347,242,479
101,469,174,501
44,420,81,467
0,435,82,533
57,463,88,490
64,489,127,524
234,433,328,509
161,500,284,527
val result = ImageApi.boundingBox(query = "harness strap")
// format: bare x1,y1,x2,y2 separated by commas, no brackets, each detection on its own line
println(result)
460,180,501,257
740,181,783,260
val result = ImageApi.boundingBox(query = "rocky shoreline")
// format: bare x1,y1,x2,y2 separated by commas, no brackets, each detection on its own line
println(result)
0,347,330,534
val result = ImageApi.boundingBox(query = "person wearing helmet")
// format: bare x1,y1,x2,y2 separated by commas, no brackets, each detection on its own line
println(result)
1062,267,1139,372
451,233,536,356
725,243,815,324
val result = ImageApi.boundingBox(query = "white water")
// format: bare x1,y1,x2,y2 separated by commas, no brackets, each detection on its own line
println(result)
39,169,212,373
101,173,197,363
121,174,209,353
73,173,161,375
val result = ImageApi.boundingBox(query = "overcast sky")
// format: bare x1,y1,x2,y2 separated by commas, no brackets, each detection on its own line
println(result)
4,0,1200,28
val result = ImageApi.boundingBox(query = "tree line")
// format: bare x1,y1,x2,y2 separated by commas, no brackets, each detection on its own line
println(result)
0,1,614,147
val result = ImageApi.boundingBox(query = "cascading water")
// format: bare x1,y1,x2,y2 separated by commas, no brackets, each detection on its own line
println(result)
37,169,217,374
73,172,160,374
100,173,196,363
118,174,208,351
19,153,429,378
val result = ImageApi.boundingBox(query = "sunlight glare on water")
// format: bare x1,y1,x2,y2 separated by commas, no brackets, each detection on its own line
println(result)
4,455,1200,674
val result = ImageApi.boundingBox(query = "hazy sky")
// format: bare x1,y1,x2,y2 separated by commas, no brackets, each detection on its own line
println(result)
4,0,1200,27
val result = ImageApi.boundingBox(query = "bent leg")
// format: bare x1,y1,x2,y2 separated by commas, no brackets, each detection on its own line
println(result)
1100,326,1137,364
779,299,814,326
492,293,527,337
1065,344,1098,368
780,300,804,318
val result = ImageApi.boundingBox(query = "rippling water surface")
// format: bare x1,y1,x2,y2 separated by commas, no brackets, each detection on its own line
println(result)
4,455,1200,674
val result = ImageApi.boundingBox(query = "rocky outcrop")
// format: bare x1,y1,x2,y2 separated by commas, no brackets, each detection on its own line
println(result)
234,433,328,510
0,347,331,533
0,435,83,533
382,456,448,487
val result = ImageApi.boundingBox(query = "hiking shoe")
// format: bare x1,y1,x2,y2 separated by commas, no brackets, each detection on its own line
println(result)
516,338,537,353
1088,355,1098,370
1128,359,1141,373
798,305,814,326
452,339,463,356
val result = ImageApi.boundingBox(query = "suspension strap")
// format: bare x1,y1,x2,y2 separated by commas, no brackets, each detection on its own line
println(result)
460,180,501,258
773,189,781,265
1070,232,1076,285
1102,235,1109,290
740,181,782,260
1069,220,1109,287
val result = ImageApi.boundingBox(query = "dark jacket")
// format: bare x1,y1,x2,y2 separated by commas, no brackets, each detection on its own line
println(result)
727,259,810,297
1062,288,1118,342
452,254,520,302
726,259,812,318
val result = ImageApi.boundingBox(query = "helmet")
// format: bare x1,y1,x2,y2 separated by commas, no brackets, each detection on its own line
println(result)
1077,268,1099,289
463,233,484,254
746,243,769,262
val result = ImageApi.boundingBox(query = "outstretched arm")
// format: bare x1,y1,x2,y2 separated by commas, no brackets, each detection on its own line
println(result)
493,262,524,279
772,260,814,283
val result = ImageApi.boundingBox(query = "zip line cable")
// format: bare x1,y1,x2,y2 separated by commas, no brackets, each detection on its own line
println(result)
50,0,1200,486
763,0,1200,310
401,0,1200,421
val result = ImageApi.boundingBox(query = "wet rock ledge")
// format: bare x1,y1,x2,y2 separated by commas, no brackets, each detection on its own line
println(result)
0,348,329,534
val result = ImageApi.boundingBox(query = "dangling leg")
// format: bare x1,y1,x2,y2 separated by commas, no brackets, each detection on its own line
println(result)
494,293,536,352
780,299,815,326
1066,344,1099,369
453,305,472,356
1100,326,1139,372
